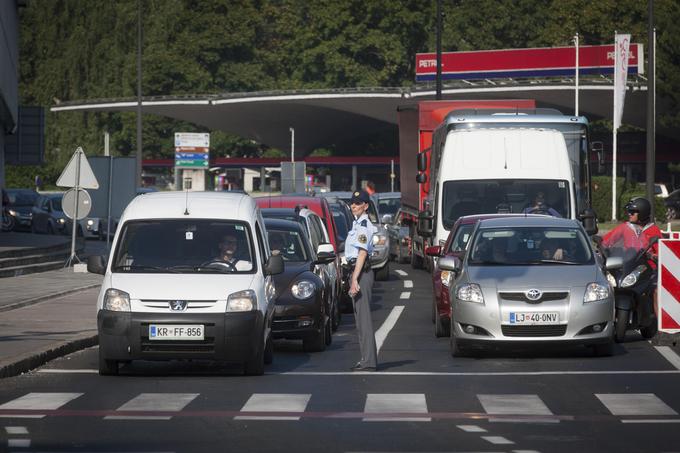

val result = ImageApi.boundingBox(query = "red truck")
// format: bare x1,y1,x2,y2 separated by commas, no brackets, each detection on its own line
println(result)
397,99,537,269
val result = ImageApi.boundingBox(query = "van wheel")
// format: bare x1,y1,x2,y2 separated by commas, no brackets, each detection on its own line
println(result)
375,262,389,281
263,333,273,365
411,248,423,269
303,323,327,352
98,347,119,376
244,335,265,376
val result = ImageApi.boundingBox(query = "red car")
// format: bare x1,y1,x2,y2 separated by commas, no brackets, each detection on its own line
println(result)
426,214,523,337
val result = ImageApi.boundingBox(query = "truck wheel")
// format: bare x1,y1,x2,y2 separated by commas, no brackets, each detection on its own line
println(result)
98,347,119,376
411,247,423,269
375,262,390,281
614,309,628,343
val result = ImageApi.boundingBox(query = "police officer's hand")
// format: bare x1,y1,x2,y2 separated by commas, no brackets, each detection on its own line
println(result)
349,278,360,298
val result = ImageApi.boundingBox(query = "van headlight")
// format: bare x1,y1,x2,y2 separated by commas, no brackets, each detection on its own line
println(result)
584,283,609,302
227,289,256,312
103,288,130,311
372,232,387,246
292,280,315,299
621,265,647,288
456,283,484,304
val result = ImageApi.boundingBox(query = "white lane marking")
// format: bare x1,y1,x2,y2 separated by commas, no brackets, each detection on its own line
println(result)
363,394,430,422
5,426,28,434
621,419,680,423
374,306,405,353
478,394,557,423
655,346,680,370
7,438,31,448
596,394,678,416
105,393,198,420
403,280,413,288
457,424,487,432
236,393,311,421
279,370,680,376
37,369,97,374
0,393,82,419
395,269,408,276
481,436,515,445
399,292,411,299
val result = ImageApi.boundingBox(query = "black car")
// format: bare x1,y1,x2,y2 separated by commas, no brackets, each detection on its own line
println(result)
264,218,337,352
2,188,40,231
665,189,680,220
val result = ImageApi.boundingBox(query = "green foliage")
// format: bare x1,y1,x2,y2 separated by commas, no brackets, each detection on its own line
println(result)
592,176,666,222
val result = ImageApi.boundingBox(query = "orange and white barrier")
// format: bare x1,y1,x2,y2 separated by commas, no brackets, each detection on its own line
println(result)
658,239,680,333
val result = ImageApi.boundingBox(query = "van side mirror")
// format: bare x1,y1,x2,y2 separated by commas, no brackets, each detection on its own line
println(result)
316,243,336,264
264,254,284,275
87,255,107,275
417,210,433,238
580,207,598,236
417,152,427,172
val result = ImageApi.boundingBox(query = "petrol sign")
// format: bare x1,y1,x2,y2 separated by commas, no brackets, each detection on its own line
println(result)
174,133,210,169
415,44,643,82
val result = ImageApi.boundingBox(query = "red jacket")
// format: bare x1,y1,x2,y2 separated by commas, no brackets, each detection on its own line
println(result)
602,222,662,267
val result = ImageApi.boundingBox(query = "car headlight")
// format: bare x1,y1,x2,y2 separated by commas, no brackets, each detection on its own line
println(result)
57,218,66,224
372,233,387,246
584,283,609,302
606,272,617,288
292,280,315,299
87,219,95,226
8,209,17,216
456,283,484,304
103,288,130,311
621,265,647,288
441,270,452,288
227,289,256,312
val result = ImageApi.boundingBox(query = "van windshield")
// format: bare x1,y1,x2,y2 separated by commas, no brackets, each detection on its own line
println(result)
441,179,570,229
112,219,255,273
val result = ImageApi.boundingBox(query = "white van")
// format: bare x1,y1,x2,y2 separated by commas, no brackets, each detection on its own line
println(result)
87,191,284,376
429,128,576,250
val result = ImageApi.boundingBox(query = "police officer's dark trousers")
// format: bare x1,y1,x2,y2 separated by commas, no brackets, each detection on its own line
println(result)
352,268,377,368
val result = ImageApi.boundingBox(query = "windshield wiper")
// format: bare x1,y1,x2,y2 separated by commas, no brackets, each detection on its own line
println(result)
112,264,178,273
536,259,580,265
169,264,232,273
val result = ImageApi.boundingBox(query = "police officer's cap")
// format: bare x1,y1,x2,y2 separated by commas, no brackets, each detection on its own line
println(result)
350,190,370,204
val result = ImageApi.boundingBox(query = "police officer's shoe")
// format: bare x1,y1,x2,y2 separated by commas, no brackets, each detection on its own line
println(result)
351,363,377,372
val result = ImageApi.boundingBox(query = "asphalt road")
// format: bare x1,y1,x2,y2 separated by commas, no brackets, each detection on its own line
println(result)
1,263,679,453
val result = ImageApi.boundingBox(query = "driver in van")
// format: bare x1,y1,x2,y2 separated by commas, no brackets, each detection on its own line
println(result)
214,233,251,270
524,192,561,217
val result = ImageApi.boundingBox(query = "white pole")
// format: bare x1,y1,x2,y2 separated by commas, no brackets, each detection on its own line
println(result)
611,32,618,222
574,33,579,116
390,159,395,192
290,127,295,192
69,149,82,265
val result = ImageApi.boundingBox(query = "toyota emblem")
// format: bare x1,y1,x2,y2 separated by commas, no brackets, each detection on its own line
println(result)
525,289,542,301
169,300,188,311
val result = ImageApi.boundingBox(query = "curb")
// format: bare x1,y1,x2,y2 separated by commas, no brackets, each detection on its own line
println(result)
0,284,102,313
0,333,98,379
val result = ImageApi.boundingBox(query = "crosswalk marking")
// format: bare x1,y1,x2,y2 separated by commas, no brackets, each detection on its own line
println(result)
478,394,557,423
394,269,408,276
399,291,411,299
105,393,199,420
457,424,487,432
363,394,430,422
7,438,31,448
0,393,82,419
596,393,678,416
5,426,28,434
481,435,514,445
236,393,311,421
403,280,413,288
375,306,405,353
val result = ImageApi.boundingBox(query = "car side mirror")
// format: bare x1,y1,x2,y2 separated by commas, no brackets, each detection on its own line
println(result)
425,245,441,257
87,255,107,275
579,207,598,236
316,243,336,264
438,256,461,274
264,254,284,275
381,214,393,224
605,255,623,271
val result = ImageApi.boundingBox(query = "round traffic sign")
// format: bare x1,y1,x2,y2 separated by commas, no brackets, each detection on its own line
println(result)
62,188,92,220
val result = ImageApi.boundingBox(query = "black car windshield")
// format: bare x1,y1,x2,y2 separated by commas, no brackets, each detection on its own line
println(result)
8,191,38,207
267,228,309,262
441,180,570,229
377,197,400,216
112,219,255,273
50,197,63,211
468,227,592,265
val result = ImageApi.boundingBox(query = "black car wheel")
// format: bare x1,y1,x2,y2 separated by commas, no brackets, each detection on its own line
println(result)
303,322,327,352
263,332,273,365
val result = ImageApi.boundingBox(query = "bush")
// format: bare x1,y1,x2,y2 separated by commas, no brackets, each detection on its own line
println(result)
591,176,666,222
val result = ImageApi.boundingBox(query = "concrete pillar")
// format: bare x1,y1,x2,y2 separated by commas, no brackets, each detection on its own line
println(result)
260,167,266,192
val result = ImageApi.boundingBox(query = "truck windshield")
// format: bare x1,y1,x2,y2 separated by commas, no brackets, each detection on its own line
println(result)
441,180,570,229
112,219,255,273
468,227,593,265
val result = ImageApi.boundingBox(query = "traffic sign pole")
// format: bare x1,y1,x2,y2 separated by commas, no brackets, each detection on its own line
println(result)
66,149,82,267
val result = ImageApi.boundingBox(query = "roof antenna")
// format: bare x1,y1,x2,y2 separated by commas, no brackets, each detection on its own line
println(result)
184,188,190,215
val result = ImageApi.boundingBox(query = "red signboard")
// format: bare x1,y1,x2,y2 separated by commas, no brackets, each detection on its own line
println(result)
416,44,643,82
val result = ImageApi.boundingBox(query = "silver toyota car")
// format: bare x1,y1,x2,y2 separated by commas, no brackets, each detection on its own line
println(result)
439,216,614,357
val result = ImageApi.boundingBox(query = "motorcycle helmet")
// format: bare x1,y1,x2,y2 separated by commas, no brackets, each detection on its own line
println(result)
625,197,651,223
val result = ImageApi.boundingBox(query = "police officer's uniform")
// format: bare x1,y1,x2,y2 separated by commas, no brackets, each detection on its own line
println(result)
345,190,378,370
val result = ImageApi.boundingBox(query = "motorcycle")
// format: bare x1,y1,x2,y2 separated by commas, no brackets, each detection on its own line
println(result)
601,236,659,343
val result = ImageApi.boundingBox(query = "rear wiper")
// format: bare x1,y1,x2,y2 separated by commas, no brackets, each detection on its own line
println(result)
112,264,177,273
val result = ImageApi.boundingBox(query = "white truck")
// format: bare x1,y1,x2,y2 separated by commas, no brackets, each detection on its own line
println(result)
417,111,598,251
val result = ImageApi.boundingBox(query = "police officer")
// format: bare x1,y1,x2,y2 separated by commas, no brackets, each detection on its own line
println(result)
345,189,378,371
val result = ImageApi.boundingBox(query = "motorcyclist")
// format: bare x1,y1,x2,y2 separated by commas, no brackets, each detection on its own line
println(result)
601,197,663,314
